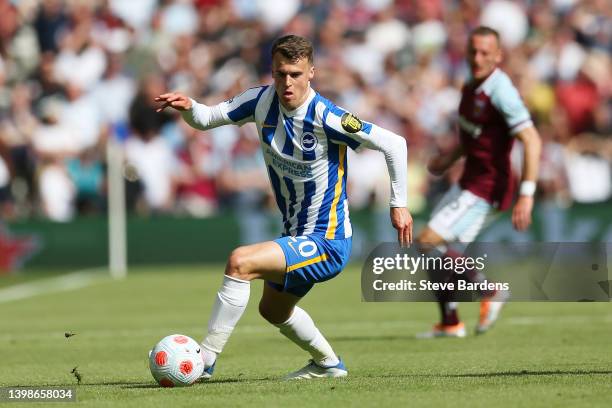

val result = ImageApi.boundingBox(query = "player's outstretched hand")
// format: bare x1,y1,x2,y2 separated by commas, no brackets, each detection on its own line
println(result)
512,195,533,231
155,92,192,112
390,207,413,248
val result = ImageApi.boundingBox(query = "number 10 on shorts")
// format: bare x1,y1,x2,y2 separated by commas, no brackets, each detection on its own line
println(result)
287,236,318,258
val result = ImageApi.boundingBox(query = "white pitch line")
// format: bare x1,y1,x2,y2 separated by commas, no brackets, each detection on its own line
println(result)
0,268,108,304
505,315,612,326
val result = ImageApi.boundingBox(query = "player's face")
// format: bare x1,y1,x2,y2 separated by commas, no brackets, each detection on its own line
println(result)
272,53,314,110
467,34,502,81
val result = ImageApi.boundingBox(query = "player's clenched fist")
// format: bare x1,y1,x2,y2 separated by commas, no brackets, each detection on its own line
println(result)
155,92,192,112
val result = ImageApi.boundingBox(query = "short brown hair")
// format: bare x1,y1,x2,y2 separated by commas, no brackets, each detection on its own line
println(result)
470,26,500,44
271,35,314,64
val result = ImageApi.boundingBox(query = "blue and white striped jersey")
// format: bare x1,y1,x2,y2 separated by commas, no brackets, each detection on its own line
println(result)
183,86,407,239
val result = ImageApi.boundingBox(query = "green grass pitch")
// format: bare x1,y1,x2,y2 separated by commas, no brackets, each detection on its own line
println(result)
1,265,611,407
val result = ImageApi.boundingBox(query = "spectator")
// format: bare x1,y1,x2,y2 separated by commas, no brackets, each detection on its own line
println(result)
0,0,606,224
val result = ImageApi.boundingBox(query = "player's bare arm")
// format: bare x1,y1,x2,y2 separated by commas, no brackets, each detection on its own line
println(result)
512,126,542,231
427,144,465,176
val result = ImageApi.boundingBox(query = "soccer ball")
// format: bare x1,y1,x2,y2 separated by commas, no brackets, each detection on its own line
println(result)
148,334,205,387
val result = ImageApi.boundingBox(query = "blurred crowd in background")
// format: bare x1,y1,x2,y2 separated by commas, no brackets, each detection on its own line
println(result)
0,0,609,231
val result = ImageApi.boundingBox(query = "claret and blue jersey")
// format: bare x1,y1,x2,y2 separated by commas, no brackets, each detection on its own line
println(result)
458,68,533,210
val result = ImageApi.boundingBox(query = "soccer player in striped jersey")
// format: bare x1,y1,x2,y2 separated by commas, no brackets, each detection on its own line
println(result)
156,35,413,379
417,26,542,338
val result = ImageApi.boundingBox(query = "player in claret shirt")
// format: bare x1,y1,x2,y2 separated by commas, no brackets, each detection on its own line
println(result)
417,26,542,338
156,35,413,379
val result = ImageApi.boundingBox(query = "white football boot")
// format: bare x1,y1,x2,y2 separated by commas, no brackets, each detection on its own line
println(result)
284,357,348,380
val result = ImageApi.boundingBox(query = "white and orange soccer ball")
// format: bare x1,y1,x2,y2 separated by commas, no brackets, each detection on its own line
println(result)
148,334,205,387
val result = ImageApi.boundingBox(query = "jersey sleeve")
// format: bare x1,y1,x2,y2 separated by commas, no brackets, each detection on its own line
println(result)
320,104,375,151
322,104,408,207
181,86,268,130
490,75,533,135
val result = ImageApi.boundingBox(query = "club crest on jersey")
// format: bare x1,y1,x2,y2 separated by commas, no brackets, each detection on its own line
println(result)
473,98,486,117
341,112,363,133
300,132,318,152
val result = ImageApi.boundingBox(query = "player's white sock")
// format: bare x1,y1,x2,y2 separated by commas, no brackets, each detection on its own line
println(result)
275,306,339,367
201,275,250,366
201,348,217,368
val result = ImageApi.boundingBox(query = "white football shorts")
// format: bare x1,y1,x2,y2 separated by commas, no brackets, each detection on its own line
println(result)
428,185,494,243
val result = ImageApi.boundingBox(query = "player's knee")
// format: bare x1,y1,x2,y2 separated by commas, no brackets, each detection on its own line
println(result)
258,300,276,323
416,229,432,244
415,233,429,253
225,247,251,280
417,228,444,252
258,300,289,324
